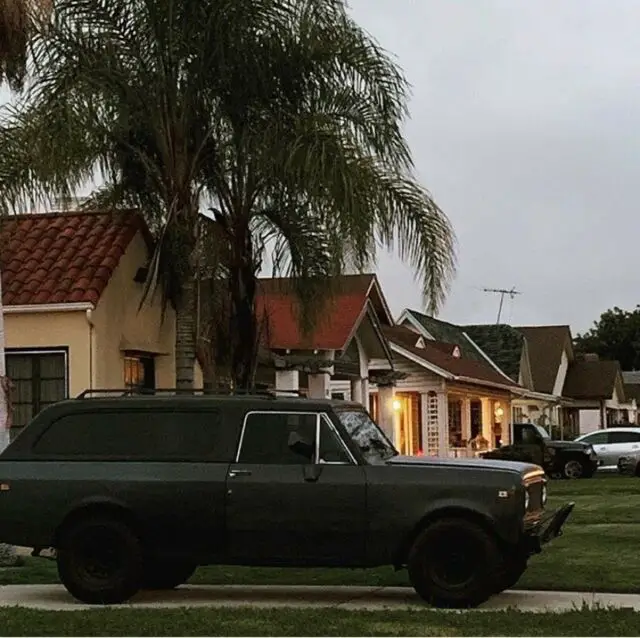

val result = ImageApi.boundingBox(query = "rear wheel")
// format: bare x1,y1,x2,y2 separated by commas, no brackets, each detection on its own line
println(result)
56,515,143,605
407,518,499,608
563,458,585,479
142,560,197,590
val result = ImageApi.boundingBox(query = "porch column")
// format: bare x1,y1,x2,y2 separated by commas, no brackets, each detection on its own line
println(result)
377,384,396,442
350,378,363,404
462,397,471,444
308,373,331,399
275,370,299,393
361,378,370,407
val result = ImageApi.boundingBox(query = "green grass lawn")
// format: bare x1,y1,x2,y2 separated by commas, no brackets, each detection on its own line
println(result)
0,607,639,636
2,475,639,593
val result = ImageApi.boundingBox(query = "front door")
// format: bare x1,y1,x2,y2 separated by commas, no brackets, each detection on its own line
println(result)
225,410,367,566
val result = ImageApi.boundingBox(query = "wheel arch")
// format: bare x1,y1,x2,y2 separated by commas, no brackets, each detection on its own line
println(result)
54,498,143,548
393,505,505,569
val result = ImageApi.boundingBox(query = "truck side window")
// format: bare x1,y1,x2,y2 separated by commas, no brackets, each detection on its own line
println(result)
521,426,538,445
32,410,234,461
237,412,317,465
318,417,352,464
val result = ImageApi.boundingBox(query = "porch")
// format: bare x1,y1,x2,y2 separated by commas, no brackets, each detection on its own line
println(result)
367,381,512,458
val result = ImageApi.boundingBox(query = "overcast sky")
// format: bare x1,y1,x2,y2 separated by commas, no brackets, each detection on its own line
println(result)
2,1,638,334
347,0,640,333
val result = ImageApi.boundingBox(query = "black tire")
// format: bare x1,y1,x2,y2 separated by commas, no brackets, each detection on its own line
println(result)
142,560,197,590
562,457,586,479
494,557,527,593
407,517,499,608
56,514,143,605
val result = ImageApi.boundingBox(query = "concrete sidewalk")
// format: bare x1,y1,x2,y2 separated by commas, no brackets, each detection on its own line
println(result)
0,584,639,612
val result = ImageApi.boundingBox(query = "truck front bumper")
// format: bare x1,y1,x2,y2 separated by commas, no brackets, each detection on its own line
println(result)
522,501,575,555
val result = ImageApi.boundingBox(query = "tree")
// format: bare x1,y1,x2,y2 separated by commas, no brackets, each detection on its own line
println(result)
574,306,640,371
0,0,51,89
0,0,456,389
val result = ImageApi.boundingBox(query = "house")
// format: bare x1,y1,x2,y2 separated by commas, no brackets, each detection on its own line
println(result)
256,274,396,405
399,310,635,438
257,276,527,457
0,210,202,436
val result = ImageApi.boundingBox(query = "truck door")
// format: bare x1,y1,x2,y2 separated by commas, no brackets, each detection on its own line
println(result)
224,411,367,566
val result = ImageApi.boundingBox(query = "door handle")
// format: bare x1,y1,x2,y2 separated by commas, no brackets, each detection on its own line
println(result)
228,469,252,478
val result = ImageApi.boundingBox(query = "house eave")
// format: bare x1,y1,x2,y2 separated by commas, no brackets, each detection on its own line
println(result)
3,302,95,314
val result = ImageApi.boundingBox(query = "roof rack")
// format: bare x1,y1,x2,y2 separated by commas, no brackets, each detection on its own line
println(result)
75,388,309,399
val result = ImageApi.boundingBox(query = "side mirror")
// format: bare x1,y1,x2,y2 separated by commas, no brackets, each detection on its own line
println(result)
288,431,315,461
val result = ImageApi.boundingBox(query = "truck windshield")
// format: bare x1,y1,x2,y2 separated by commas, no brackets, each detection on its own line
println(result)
534,424,551,440
337,410,398,465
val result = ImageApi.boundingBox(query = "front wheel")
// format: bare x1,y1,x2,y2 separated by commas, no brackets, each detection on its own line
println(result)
407,518,499,608
494,556,527,593
142,559,197,590
56,515,143,605
563,458,586,479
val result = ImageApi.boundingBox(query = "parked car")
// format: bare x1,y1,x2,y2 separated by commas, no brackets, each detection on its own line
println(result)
482,422,598,479
575,427,640,473
0,389,573,609
617,452,640,477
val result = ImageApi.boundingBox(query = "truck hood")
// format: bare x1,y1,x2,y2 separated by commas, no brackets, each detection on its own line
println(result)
386,454,541,476
546,440,590,451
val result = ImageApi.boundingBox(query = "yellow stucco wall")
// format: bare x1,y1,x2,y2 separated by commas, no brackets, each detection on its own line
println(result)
4,310,90,398
4,229,203,395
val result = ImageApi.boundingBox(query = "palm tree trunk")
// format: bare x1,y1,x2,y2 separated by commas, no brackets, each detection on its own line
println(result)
229,243,258,390
175,274,197,390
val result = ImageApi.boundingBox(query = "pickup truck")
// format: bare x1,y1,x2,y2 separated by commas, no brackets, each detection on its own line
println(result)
0,390,574,608
482,422,598,479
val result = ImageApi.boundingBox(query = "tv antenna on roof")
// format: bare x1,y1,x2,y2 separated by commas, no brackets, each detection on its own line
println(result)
482,287,521,324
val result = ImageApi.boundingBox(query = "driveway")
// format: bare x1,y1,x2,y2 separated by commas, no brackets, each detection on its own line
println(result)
0,585,639,613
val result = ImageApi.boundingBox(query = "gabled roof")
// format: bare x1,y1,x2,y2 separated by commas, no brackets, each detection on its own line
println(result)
515,325,573,394
0,211,149,306
384,325,519,389
399,309,487,362
563,359,624,401
256,274,390,351
462,324,525,381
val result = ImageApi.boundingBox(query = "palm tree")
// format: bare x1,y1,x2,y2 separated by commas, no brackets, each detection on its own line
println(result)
0,0,456,389
0,0,51,89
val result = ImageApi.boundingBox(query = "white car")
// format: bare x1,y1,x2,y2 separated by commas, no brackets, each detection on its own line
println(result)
575,427,640,472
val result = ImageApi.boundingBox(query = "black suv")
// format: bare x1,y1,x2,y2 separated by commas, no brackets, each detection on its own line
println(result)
482,422,598,479
0,390,573,608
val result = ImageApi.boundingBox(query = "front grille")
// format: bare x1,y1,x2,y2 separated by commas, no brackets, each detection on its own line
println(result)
527,481,543,512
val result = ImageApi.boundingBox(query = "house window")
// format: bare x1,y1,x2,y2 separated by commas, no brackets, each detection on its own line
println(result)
513,406,524,423
124,354,156,392
5,350,67,431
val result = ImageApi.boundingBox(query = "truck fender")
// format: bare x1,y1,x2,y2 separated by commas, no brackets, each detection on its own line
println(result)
393,498,512,569
54,496,141,546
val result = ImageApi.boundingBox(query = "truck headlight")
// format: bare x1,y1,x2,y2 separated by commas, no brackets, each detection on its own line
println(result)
541,483,548,506
524,490,530,510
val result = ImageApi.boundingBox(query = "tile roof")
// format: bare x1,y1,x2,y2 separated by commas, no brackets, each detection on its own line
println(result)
384,325,519,388
256,275,377,350
462,324,525,381
515,325,573,394
0,211,148,306
562,359,622,400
